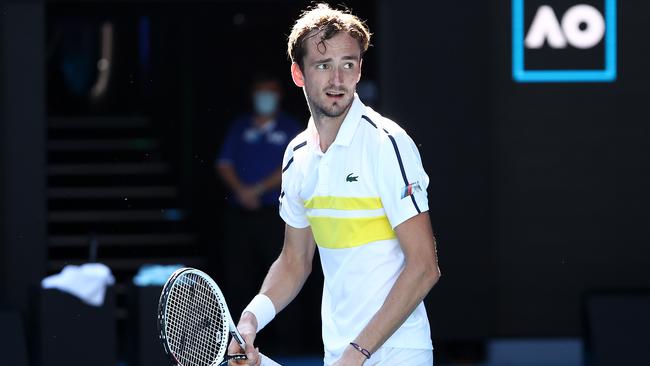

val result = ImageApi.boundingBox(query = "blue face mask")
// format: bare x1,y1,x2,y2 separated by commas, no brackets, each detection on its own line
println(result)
253,91,279,117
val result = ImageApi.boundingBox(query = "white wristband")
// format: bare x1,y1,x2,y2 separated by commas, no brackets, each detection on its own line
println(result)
242,294,276,332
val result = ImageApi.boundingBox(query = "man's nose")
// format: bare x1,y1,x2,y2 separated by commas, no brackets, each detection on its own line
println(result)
330,66,343,86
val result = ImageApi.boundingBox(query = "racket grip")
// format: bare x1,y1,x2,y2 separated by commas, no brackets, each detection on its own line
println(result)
259,353,281,366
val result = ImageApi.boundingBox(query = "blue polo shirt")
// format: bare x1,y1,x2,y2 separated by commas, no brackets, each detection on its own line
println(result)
218,112,301,207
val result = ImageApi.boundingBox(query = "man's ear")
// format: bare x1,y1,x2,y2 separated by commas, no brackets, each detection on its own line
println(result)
291,63,305,87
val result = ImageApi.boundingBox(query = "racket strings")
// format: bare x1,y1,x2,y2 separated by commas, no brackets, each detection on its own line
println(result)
165,272,228,366
188,274,224,365
169,274,223,366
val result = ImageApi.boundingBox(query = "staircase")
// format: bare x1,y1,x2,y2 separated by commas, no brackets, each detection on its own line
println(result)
47,116,203,282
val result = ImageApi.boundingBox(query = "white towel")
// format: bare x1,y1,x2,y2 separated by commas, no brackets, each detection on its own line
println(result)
41,263,115,307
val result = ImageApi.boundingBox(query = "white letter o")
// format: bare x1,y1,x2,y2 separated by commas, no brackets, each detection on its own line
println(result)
561,4,606,49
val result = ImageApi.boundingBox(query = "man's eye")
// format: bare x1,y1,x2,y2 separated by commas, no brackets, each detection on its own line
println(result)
343,63,354,69
317,64,329,70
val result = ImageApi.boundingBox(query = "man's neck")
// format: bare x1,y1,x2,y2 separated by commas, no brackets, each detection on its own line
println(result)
312,105,352,153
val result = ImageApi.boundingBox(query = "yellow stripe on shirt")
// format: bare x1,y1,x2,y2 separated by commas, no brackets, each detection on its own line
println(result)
307,215,396,249
304,196,383,211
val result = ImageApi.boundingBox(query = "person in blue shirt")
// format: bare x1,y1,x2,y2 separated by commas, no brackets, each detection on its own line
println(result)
215,74,302,324
217,75,301,211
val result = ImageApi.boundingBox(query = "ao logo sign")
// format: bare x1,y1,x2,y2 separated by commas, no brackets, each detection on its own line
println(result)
512,0,617,82
525,5,604,49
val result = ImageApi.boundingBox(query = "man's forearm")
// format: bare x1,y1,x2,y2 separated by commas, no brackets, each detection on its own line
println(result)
352,259,439,354
240,254,310,329
240,225,315,330
235,225,315,363
257,249,312,313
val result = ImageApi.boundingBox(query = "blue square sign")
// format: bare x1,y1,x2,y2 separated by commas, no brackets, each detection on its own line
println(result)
512,0,617,82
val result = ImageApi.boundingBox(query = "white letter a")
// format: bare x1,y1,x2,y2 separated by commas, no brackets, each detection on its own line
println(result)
525,5,567,49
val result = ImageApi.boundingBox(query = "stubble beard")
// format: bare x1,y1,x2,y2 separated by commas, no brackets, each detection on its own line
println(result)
306,91,354,120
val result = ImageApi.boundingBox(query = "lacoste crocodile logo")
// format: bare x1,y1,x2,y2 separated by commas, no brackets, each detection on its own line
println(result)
346,173,358,182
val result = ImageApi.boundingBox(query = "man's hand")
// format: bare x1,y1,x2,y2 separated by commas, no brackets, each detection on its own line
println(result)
236,186,261,211
331,346,367,366
228,312,260,366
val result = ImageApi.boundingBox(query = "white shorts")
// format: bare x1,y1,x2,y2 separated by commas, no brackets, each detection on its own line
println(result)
367,347,434,365
325,347,434,366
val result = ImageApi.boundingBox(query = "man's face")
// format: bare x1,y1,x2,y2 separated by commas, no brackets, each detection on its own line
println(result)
298,31,362,120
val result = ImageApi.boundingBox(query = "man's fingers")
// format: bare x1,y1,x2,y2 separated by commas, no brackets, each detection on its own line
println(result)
227,341,251,365
239,326,257,349
227,338,241,352
227,347,258,366
245,341,255,354
231,316,259,365
244,345,260,366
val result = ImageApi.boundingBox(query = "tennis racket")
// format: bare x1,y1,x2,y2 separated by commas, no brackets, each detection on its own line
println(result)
158,267,281,366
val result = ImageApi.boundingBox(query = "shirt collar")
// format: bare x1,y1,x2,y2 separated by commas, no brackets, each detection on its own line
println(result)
333,94,365,147
306,94,366,152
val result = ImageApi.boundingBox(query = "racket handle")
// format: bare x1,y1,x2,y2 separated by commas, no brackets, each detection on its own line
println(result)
259,353,281,366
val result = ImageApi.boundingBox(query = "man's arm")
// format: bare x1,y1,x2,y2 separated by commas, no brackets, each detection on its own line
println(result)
335,212,440,365
259,223,316,311
229,224,316,365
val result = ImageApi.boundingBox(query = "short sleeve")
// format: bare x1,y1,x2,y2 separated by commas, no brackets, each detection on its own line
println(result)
376,130,430,228
278,143,310,228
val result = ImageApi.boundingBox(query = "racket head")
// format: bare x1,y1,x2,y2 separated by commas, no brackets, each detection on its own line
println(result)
158,267,232,366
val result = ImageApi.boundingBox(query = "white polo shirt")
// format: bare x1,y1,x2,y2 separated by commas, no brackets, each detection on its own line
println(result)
279,95,433,363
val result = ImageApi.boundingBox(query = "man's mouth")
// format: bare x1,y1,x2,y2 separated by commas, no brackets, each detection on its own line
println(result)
325,91,345,99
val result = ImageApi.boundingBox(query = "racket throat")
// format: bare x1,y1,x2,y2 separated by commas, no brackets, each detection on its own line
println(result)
231,328,246,348
223,329,249,366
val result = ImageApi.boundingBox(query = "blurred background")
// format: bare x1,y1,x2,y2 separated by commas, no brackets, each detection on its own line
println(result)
1,0,649,365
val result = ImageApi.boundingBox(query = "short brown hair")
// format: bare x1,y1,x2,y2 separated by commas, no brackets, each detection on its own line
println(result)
287,3,371,69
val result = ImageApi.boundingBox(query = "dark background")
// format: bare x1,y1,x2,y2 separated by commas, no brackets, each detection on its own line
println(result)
1,0,649,364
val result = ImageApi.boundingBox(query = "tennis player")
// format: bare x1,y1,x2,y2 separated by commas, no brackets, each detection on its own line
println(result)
230,4,440,365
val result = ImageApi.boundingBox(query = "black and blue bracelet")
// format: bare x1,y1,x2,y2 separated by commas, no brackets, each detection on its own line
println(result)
349,342,371,359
